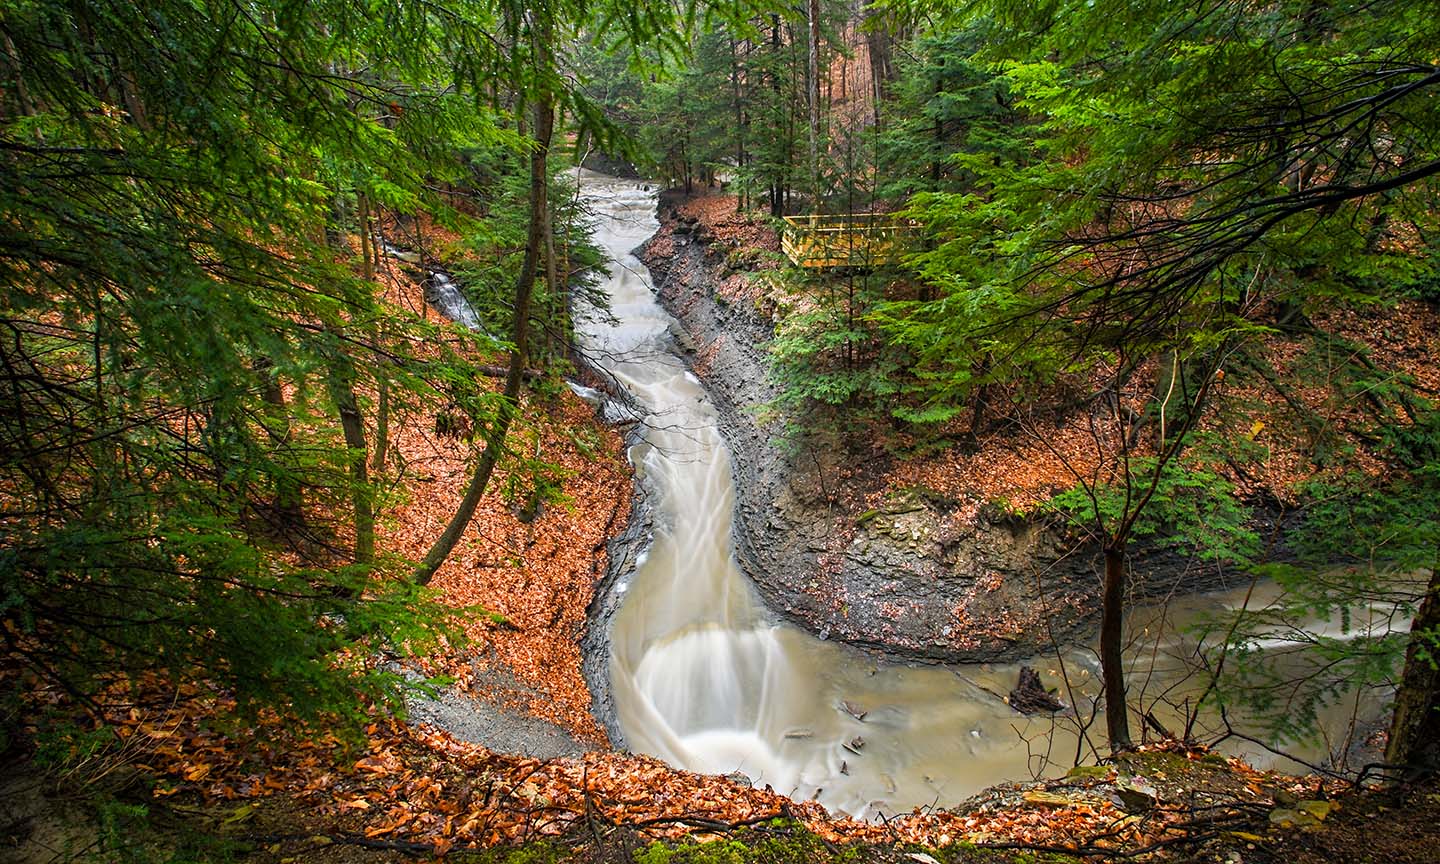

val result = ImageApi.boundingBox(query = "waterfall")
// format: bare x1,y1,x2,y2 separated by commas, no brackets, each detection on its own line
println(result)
571,170,1396,817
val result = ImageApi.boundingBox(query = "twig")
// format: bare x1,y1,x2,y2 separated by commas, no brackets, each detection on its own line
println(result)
246,831,438,857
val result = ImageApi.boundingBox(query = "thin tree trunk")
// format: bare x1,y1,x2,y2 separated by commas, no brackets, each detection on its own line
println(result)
3,33,37,119
930,63,944,188
683,133,693,195
544,216,563,364
372,379,390,474
540,144,562,365
1101,543,1132,750
769,15,784,219
414,47,554,586
327,355,373,565
785,23,799,215
358,193,375,282
255,356,303,525
357,193,390,475
321,185,373,566
807,0,821,205
862,0,895,126
1386,562,1440,774
731,36,746,211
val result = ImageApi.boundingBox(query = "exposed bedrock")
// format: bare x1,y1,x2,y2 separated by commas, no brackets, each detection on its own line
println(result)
639,191,1282,664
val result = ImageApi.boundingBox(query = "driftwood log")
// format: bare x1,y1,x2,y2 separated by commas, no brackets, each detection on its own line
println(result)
1009,666,1066,714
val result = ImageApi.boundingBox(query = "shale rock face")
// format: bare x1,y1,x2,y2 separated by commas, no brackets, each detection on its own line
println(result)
637,200,1092,663
637,192,1262,664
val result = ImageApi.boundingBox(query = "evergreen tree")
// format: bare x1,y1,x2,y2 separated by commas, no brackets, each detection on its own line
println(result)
0,0,519,721
0,0,759,733
887,0,1440,761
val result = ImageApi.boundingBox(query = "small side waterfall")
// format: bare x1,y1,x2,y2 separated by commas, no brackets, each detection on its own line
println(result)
425,271,482,332
378,238,485,333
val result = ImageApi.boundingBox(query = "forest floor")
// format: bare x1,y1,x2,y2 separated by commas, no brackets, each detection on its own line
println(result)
7,733,1439,863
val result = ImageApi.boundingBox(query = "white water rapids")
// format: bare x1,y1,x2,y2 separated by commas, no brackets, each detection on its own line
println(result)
571,171,1398,818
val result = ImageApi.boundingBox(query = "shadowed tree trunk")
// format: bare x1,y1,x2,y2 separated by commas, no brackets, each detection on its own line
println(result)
769,15,784,218
322,189,373,567
254,356,303,527
730,36,747,211
1101,543,1132,749
1387,564,1440,775
862,0,896,124
414,22,555,586
358,192,391,475
806,0,821,205
326,351,373,566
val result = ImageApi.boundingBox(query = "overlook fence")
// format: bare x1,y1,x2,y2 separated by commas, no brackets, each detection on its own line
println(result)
780,214,914,269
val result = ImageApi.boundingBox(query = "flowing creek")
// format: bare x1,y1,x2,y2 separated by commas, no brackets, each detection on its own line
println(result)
572,171,1399,819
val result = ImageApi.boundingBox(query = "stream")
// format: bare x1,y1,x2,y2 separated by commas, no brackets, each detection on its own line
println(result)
571,171,1399,819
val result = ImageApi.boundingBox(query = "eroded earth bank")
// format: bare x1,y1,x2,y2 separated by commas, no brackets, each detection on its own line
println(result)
576,173,1400,824
636,190,1266,666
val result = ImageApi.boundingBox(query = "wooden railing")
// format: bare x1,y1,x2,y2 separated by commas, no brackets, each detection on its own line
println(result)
781,214,914,269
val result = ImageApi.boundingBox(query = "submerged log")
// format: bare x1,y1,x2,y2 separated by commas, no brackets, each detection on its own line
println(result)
1009,666,1066,715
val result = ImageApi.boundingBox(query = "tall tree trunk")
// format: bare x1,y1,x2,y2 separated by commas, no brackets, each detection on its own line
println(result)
862,0,894,125
806,0,821,206
326,353,373,566
769,15,784,219
372,377,390,474
540,147,563,365
1101,542,1132,750
930,62,944,188
254,356,303,525
2,33,38,119
682,134,693,195
414,42,554,586
785,23,799,215
358,192,390,474
322,187,372,566
1387,563,1440,775
358,192,375,282
730,36,747,211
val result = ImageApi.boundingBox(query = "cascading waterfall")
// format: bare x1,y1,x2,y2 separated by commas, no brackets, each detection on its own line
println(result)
571,170,1398,818
425,271,483,332
378,238,486,333
571,170,1080,816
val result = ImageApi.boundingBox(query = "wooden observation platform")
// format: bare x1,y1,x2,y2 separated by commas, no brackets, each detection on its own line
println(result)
781,214,913,269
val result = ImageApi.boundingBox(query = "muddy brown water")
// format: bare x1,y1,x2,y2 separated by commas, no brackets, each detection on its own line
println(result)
573,171,1400,819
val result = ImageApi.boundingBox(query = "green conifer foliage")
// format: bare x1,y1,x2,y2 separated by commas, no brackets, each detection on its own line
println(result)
0,0,526,724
